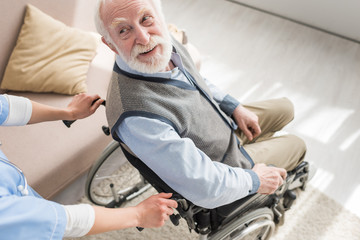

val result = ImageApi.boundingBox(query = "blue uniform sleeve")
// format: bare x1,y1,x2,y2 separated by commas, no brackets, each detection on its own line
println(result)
0,94,10,125
116,116,258,209
0,192,67,240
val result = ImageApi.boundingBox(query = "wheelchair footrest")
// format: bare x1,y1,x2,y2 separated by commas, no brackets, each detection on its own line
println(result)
288,161,310,191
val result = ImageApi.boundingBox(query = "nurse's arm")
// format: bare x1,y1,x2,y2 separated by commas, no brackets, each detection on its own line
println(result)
28,93,104,124
87,193,178,235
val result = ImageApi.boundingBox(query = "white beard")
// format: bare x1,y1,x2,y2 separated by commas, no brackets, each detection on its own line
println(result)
117,34,172,74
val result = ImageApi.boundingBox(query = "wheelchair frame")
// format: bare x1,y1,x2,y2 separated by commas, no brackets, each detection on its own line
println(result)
85,139,309,239
66,101,310,239
103,142,309,240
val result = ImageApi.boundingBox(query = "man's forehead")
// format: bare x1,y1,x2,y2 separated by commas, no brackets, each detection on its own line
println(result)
102,0,154,24
110,7,151,26
103,0,153,13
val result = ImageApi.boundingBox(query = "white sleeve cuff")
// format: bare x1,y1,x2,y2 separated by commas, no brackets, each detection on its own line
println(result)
63,204,95,238
2,95,32,126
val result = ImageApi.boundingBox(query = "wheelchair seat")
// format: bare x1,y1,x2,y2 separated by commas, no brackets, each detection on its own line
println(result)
120,144,310,240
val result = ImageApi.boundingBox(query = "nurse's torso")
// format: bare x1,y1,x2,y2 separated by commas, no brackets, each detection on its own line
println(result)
0,149,39,198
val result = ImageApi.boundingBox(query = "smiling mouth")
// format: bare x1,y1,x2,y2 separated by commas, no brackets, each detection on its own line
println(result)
140,45,157,55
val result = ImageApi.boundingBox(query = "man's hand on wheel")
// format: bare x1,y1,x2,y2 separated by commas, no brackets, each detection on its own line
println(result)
252,163,287,194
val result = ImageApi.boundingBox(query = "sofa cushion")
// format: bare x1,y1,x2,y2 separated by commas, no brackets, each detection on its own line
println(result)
0,4,99,95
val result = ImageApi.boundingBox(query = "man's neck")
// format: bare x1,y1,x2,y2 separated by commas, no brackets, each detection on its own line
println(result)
163,60,176,72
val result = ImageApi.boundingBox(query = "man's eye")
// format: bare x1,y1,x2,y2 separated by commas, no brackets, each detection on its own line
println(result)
119,28,128,35
142,16,153,25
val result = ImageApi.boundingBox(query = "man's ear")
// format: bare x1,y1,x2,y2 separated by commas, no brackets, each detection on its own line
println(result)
101,37,119,55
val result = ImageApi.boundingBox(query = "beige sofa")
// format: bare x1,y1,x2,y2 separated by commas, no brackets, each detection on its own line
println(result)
0,0,114,202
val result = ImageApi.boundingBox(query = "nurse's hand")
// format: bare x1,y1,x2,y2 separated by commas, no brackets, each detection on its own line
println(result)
135,193,178,228
66,93,104,120
88,193,178,235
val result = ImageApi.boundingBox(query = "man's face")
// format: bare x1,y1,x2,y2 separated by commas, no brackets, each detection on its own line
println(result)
101,0,172,73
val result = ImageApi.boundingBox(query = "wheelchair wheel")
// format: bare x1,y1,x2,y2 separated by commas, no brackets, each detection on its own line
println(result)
208,207,275,240
85,140,151,207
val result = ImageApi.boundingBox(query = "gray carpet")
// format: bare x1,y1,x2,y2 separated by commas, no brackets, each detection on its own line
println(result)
65,185,360,240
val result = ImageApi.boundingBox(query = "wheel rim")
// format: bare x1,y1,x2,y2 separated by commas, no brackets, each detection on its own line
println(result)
208,208,275,240
229,219,274,240
87,142,150,206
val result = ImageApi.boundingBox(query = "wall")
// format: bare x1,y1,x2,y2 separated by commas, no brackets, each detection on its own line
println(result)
230,0,360,42
0,0,77,83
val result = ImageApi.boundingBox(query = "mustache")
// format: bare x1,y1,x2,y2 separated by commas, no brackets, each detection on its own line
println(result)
131,35,165,57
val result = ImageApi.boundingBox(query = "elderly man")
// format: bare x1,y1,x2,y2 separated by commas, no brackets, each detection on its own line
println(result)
95,0,306,208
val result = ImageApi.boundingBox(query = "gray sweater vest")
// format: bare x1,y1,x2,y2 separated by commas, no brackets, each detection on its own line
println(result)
106,40,253,169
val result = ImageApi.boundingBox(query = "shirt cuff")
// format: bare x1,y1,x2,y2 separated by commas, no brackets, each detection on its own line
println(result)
244,169,260,194
219,94,240,116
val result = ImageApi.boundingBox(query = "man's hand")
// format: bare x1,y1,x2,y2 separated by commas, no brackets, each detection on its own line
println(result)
135,193,178,228
252,163,287,194
66,93,104,120
233,104,261,141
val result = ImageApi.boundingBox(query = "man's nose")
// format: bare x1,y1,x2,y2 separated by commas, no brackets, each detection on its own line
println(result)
135,27,150,45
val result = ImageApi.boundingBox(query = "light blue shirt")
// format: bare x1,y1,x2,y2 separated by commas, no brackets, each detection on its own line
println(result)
0,95,67,239
115,52,260,209
0,95,9,125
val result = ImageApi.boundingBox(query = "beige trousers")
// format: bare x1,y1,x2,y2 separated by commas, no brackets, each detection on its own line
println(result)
236,98,306,171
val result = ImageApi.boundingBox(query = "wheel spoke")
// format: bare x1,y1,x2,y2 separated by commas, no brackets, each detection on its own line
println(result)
86,142,150,206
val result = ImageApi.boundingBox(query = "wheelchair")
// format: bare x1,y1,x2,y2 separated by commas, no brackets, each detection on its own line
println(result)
85,139,310,240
